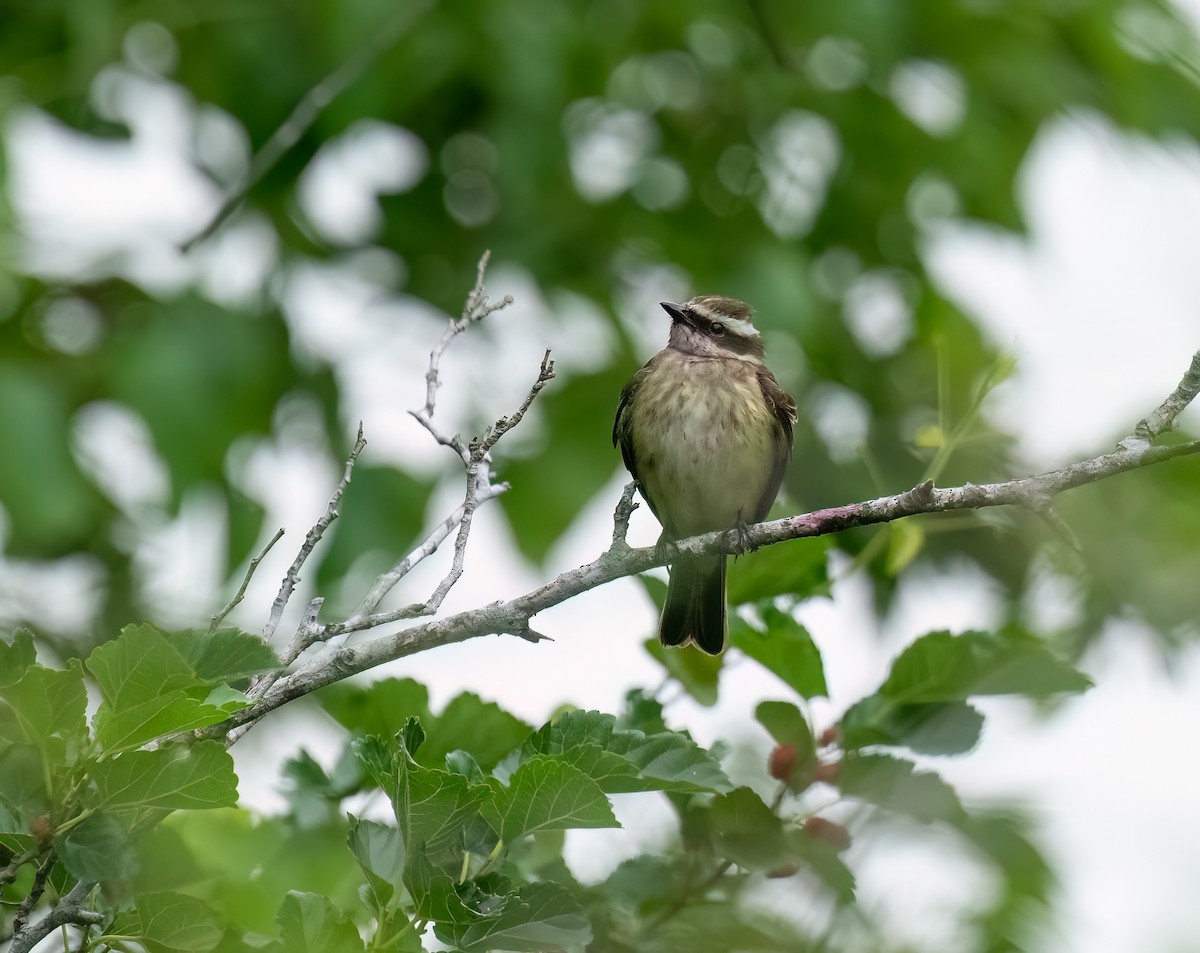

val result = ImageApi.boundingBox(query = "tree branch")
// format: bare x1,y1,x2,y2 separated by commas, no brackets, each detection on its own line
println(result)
8,880,102,953
209,527,284,633
207,365,1200,735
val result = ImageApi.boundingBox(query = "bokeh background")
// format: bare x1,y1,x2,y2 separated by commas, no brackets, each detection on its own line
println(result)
3,1,1200,950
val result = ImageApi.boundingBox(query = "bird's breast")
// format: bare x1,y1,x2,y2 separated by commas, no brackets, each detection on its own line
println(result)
629,355,781,538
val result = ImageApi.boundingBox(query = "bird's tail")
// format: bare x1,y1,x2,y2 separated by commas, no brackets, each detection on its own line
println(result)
659,554,727,655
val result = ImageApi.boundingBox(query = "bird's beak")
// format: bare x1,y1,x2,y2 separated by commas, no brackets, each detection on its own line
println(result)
660,301,689,324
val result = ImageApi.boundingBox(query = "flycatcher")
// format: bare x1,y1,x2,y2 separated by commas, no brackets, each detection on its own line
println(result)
613,296,796,654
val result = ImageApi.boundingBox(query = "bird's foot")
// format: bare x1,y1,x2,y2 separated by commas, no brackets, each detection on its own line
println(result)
730,519,757,557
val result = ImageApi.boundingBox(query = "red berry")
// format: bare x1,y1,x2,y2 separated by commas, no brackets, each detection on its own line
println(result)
766,864,800,879
804,816,851,851
768,743,798,780
811,761,840,786
818,726,839,747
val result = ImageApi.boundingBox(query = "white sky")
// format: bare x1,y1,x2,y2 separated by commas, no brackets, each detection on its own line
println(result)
4,47,1200,953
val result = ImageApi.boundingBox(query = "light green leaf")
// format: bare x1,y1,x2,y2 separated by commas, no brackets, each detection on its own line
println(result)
644,637,722,707
489,756,618,840
136,892,225,953
0,662,87,762
840,696,984,755
730,609,827,699
276,891,364,953
93,691,233,754
0,630,36,687
347,816,405,889
86,624,202,711
90,741,238,810
172,628,279,682
754,700,816,767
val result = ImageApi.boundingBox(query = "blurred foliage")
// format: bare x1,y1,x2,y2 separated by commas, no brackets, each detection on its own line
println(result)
2,0,1200,950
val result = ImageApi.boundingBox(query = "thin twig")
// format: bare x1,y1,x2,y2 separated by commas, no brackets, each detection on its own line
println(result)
262,424,366,643
179,1,435,252
0,847,37,889
10,856,51,938
209,528,285,633
611,481,640,550
1124,348,1200,446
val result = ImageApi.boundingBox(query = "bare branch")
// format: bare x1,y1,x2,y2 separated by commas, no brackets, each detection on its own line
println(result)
8,881,102,953
1124,348,1200,447
262,425,366,643
611,481,640,550
209,528,285,633
179,1,435,253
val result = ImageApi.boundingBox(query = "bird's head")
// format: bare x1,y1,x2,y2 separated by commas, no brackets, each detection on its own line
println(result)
661,296,765,359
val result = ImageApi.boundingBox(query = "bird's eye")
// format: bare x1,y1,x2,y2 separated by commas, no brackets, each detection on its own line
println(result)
710,322,726,336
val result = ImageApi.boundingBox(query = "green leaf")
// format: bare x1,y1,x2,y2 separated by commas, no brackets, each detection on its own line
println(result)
276,891,364,953
172,628,280,683
134,891,225,953
790,832,856,905
517,710,731,794
0,745,48,816
643,638,723,706
87,624,204,710
489,756,618,840
94,691,235,754
0,630,36,687
705,787,787,870
879,630,1092,703
840,696,984,755
838,754,965,824
730,608,827,699
435,881,592,952
90,741,239,810
322,678,432,738
727,536,829,604
0,662,87,763
416,692,531,771
347,816,405,889
59,811,139,882
754,700,816,767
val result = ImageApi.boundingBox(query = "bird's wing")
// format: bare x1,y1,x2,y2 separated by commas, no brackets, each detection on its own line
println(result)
613,359,669,526
751,368,798,522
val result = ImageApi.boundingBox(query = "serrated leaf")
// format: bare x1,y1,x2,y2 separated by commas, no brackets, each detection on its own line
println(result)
0,662,87,763
519,710,730,794
276,891,364,953
754,700,816,767
172,628,279,683
87,624,204,711
347,816,405,889
59,811,139,882
727,536,829,604
126,891,225,953
489,756,618,840
0,630,36,687
880,630,1091,703
435,881,591,952
706,787,787,870
0,745,47,815
838,753,965,823
840,696,984,755
90,741,238,810
730,609,827,699
94,691,233,754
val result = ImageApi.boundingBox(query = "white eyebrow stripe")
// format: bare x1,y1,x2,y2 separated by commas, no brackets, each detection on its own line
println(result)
687,301,761,339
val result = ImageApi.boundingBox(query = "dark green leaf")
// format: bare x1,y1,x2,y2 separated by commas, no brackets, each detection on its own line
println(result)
727,536,829,604
323,679,432,739
59,811,139,882
436,881,592,952
840,696,985,755
132,891,225,953
706,787,787,870
730,609,827,699
838,754,965,824
880,630,1091,703
790,832,857,905
417,692,531,771
90,741,238,810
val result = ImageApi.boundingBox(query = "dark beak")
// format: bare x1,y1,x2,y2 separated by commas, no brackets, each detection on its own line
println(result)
660,301,689,324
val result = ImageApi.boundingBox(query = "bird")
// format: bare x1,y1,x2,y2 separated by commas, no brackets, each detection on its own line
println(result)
613,295,796,654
